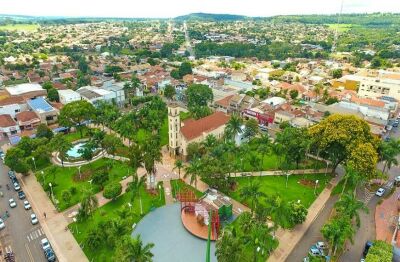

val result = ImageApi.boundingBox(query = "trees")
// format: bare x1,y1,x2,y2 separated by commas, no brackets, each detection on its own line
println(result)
288,201,308,227
240,180,266,215
78,141,96,164
184,158,203,189
142,136,162,189
78,189,98,220
216,228,244,262
334,193,368,228
173,159,184,179
50,134,72,167
115,235,154,262
380,138,400,174
321,217,355,255
309,114,378,174
36,123,53,140
47,88,59,102
4,147,30,174
243,119,259,140
58,100,95,138
163,84,176,100
275,127,310,169
126,174,146,214
178,61,192,78
365,240,393,262
331,69,343,79
289,89,299,99
102,134,122,158
225,114,243,140
103,182,122,200
185,84,213,119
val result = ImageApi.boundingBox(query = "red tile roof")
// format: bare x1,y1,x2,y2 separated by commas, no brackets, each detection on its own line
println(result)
0,114,17,127
181,112,230,141
15,111,40,123
0,96,25,106
215,95,234,108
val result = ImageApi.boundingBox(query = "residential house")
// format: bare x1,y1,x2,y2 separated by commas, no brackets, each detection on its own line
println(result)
0,114,20,138
0,96,28,117
27,97,59,125
58,89,81,105
5,83,47,100
15,111,41,130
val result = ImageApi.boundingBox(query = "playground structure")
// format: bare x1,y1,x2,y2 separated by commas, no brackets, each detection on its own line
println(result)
177,188,233,241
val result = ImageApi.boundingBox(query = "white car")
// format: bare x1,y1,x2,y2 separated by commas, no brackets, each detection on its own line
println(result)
316,241,327,250
41,238,51,251
0,219,5,229
24,200,31,210
376,188,385,197
13,182,20,191
31,213,38,225
9,198,17,208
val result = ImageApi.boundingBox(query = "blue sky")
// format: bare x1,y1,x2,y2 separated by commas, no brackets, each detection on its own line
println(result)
1,0,399,18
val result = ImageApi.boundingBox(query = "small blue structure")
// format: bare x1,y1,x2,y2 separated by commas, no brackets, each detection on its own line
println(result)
27,97,54,113
9,135,21,145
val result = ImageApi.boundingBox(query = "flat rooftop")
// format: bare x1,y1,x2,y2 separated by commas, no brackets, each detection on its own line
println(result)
27,97,55,113
6,83,44,96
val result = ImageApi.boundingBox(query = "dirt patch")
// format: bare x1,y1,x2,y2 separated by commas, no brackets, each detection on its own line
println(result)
73,170,93,182
299,179,319,188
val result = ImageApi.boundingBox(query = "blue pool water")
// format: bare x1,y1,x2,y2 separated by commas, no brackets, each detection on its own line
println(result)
66,143,86,158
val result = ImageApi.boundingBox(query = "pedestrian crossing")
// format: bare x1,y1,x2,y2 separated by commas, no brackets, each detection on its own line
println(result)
26,227,44,242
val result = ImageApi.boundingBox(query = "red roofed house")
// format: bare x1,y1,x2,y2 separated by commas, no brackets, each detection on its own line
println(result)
0,114,20,138
168,104,230,157
15,111,41,130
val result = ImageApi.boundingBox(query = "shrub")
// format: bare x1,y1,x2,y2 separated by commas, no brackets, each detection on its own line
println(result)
103,182,122,200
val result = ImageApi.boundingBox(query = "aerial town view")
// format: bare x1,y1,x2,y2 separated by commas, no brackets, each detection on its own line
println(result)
0,0,399,261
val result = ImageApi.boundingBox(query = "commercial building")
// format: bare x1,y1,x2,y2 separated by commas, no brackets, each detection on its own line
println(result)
27,97,58,125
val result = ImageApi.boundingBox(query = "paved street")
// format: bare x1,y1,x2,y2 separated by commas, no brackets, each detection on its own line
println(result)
0,161,48,262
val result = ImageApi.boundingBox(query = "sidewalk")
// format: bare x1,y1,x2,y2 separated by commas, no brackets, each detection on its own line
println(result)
268,173,342,262
229,168,332,177
19,173,88,262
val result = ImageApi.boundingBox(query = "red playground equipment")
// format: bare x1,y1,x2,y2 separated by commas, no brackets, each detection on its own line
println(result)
176,189,197,213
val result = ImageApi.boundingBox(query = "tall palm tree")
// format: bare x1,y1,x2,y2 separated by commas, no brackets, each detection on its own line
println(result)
381,138,400,174
240,180,266,215
335,193,368,227
265,195,290,233
51,134,72,167
215,228,243,262
225,114,243,141
257,134,271,167
202,134,218,153
126,174,146,215
321,217,355,255
173,159,184,179
249,223,274,262
184,158,203,189
142,136,162,189
79,189,98,219
115,235,154,262
238,212,253,235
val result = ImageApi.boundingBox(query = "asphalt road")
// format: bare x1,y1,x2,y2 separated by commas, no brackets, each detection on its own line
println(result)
0,161,48,262
286,163,400,262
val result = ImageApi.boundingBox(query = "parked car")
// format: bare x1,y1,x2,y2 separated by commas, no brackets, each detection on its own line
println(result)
376,188,385,197
309,245,323,256
24,200,31,210
363,241,373,257
13,182,20,191
18,191,26,200
394,120,399,127
9,198,16,208
316,241,327,250
8,171,16,179
41,238,51,251
31,213,38,225
395,176,400,186
45,248,56,262
0,151,5,162
0,219,5,229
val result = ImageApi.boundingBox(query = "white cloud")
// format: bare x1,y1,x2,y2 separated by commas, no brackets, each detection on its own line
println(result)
0,0,399,18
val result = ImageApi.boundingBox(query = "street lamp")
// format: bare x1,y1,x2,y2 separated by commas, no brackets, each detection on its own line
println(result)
314,180,319,195
285,172,291,188
158,184,162,201
31,157,37,171
128,202,132,211
49,182,54,203
41,171,45,185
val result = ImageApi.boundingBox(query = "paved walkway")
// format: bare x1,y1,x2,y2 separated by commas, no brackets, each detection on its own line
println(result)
18,173,88,262
269,173,342,262
229,168,332,177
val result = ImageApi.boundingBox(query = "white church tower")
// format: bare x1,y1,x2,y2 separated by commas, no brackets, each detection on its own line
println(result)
168,103,181,156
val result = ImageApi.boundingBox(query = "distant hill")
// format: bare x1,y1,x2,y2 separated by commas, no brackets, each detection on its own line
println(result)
174,13,248,22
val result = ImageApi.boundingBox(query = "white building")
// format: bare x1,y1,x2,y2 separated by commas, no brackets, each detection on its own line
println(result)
5,83,46,99
76,86,119,105
58,89,81,105
0,114,20,138
0,97,28,118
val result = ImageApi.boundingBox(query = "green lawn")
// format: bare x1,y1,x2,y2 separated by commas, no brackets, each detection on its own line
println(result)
134,117,169,146
326,23,354,32
36,158,132,210
63,128,91,143
170,179,204,198
0,24,39,32
70,182,165,261
228,173,331,208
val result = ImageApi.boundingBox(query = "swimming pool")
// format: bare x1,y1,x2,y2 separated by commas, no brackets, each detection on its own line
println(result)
66,143,86,158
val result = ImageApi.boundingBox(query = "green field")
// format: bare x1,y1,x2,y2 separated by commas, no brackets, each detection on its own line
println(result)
0,24,39,32
326,23,354,32
228,173,331,208
36,158,132,210
70,183,165,261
